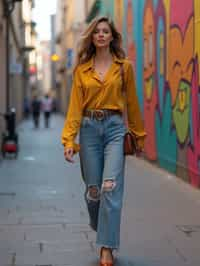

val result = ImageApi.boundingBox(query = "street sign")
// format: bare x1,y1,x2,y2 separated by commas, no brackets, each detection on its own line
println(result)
10,62,22,74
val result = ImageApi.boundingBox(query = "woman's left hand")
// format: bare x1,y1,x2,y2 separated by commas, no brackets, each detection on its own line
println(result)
64,147,75,163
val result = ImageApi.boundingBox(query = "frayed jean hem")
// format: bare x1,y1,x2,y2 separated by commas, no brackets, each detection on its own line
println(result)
96,242,119,251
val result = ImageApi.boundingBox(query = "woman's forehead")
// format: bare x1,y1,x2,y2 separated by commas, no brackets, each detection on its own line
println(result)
95,21,110,29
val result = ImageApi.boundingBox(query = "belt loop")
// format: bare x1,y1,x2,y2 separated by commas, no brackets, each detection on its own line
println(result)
104,110,107,120
106,110,108,119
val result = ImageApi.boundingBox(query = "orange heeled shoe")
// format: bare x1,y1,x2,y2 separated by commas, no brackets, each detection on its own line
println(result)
99,247,114,266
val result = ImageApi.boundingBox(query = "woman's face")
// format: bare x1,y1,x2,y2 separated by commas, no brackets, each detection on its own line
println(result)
92,21,113,49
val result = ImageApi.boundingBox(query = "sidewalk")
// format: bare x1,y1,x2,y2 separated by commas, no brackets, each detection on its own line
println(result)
0,114,199,266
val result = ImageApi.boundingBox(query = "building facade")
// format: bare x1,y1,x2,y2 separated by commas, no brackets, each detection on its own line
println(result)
0,0,35,144
0,1,6,137
39,40,51,94
55,0,95,114
50,14,56,92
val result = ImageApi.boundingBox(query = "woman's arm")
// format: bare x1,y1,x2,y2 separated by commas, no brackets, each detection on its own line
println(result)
61,68,83,153
125,61,146,149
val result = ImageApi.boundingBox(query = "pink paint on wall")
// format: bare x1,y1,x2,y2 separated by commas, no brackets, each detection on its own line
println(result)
143,0,157,160
170,0,193,33
187,58,200,188
144,92,157,160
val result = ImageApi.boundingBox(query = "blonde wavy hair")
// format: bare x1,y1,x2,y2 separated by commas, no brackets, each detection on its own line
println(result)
74,16,126,70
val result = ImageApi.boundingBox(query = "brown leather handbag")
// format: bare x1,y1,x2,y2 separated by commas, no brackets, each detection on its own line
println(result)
120,65,138,156
123,131,138,155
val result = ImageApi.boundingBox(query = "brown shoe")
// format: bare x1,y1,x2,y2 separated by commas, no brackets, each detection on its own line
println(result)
99,247,114,266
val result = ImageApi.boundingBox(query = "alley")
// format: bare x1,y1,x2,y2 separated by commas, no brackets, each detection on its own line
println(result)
0,114,200,266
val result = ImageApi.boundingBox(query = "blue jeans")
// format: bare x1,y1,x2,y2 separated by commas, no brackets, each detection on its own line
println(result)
79,114,126,249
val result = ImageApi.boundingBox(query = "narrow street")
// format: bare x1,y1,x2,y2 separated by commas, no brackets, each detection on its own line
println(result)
0,114,200,266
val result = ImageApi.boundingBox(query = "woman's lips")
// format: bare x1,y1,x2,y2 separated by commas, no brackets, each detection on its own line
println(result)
97,39,105,43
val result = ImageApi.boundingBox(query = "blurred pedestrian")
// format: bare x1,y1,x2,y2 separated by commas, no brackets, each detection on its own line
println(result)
23,97,30,119
61,16,146,265
41,93,53,128
31,95,41,128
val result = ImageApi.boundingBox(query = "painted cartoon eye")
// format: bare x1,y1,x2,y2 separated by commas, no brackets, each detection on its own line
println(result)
144,38,148,69
159,33,164,75
149,32,153,65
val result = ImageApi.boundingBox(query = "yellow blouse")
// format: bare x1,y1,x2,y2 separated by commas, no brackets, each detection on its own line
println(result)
61,55,146,153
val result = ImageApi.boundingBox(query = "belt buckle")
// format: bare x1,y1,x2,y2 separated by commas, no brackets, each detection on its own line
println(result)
94,110,104,121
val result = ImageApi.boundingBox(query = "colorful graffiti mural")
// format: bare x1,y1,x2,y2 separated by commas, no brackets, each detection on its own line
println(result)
100,0,200,188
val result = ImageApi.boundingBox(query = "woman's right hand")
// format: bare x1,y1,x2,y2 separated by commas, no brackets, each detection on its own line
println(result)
64,147,74,163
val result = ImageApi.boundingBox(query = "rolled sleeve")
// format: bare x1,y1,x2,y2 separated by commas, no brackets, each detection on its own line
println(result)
61,68,83,153
125,62,146,147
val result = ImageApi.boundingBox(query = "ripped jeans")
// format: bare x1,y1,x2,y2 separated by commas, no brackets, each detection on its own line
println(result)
79,114,126,249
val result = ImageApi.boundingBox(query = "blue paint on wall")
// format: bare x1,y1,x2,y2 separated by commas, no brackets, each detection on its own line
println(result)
155,88,177,172
100,0,114,18
153,0,159,8
135,0,146,110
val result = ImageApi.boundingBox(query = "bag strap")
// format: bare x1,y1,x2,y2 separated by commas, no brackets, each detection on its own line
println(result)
120,64,128,128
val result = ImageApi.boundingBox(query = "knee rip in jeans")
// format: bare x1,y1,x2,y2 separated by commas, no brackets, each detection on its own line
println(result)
102,179,116,192
87,185,100,202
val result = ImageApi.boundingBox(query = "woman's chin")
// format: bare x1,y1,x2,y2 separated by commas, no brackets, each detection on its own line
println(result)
95,44,109,49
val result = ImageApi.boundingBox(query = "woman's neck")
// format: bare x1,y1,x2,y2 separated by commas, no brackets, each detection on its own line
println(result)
94,48,113,63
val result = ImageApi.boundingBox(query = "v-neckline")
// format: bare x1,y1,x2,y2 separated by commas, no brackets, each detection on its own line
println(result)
93,60,114,83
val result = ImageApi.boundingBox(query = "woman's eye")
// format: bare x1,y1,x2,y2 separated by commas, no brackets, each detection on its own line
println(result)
93,29,109,34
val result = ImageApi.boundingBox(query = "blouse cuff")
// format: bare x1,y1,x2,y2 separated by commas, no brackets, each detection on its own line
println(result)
129,129,146,150
129,128,147,138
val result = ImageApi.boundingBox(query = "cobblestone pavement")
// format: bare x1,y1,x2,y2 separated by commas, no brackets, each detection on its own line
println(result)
0,114,200,266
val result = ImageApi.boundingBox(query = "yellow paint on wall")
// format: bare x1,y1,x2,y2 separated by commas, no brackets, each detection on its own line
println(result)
114,0,124,33
194,0,200,78
163,0,170,80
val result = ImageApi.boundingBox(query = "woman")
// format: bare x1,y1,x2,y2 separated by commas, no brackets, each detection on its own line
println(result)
61,16,146,266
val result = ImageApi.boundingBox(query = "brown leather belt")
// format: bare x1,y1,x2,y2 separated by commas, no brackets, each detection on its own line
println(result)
83,109,122,121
